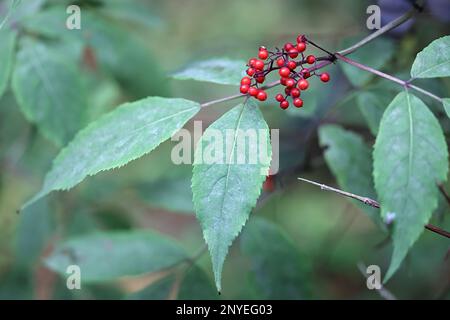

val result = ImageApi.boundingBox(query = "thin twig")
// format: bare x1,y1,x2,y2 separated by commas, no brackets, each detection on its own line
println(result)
298,177,450,239
337,7,417,56
438,184,450,207
335,53,443,104
357,262,397,300
298,177,380,208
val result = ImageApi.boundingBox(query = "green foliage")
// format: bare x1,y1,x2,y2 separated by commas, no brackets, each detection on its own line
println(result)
128,265,216,300
340,37,394,86
1,0,449,300
373,91,448,282
21,7,167,98
0,28,16,99
46,231,188,282
241,217,310,299
411,35,450,78
98,1,164,29
356,90,394,135
172,58,246,85
319,125,382,226
139,176,194,214
15,200,55,269
24,97,200,208
12,38,88,146
443,98,450,118
192,100,271,291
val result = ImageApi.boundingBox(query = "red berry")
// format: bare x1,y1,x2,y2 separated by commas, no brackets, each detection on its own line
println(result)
254,60,265,70
285,78,296,88
275,94,284,102
248,58,257,67
287,60,297,70
306,55,316,64
285,87,292,95
276,58,285,67
258,49,268,60
293,98,303,108
280,77,288,86
280,100,289,109
302,70,311,79
256,90,267,101
291,88,300,98
241,77,251,85
320,72,330,82
248,87,258,97
240,84,250,94
296,34,305,43
279,67,290,78
288,49,298,58
284,42,294,51
298,79,309,90
247,68,256,76
296,42,306,52
256,75,265,83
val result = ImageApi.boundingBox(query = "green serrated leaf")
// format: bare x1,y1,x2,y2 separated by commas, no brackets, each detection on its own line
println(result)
373,91,448,282
192,100,271,291
442,98,450,118
240,217,311,299
12,38,88,146
411,35,450,78
23,97,200,209
340,37,394,87
356,90,394,135
45,231,187,282
0,29,16,98
319,125,382,226
172,58,246,85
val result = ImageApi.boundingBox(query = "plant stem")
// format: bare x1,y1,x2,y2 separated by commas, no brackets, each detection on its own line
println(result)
335,53,443,104
337,7,417,56
357,262,397,300
298,177,450,239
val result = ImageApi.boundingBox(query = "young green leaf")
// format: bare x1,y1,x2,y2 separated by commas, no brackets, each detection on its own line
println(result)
356,90,393,135
319,125,382,227
0,29,16,99
171,58,246,85
192,100,271,292
373,91,448,282
240,217,311,299
411,35,450,78
45,231,187,282
23,97,200,209
443,98,450,118
12,38,88,146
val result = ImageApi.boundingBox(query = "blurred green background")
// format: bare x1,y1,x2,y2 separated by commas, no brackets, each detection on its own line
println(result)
0,0,449,299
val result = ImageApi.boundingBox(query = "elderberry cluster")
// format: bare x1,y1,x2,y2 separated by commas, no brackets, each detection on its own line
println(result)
239,35,330,109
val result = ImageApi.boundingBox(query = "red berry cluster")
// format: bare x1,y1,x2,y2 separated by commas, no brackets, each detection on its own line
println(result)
239,35,330,109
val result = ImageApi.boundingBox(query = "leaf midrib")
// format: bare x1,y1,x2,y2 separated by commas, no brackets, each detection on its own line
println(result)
214,102,247,263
